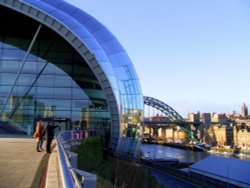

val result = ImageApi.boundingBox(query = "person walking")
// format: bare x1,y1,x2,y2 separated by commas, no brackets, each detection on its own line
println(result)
33,120,44,152
45,122,58,153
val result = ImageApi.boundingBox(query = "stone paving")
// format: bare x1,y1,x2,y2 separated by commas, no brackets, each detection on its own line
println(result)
0,134,48,188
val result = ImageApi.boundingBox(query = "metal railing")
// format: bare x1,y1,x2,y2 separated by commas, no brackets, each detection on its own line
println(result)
56,130,99,188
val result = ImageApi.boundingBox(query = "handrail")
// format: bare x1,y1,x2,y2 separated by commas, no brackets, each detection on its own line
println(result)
56,130,99,188
57,138,78,188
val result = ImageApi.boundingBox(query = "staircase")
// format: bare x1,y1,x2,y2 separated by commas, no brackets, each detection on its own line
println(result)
0,120,26,135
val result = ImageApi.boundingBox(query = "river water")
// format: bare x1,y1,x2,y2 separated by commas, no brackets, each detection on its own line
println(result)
140,144,250,162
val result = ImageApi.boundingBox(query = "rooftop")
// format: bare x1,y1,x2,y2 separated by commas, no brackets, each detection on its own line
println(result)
189,155,250,187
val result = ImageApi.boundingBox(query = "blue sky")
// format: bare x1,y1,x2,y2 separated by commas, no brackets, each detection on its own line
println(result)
66,0,250,117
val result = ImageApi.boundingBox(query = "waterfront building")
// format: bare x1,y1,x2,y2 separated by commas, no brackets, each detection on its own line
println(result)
162,128,187,143
0,0,144,156
201,122,250,149
202,124,233,146
234,125,250,149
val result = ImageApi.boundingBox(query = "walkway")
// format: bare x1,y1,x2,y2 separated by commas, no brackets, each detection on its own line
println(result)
0,134,49,188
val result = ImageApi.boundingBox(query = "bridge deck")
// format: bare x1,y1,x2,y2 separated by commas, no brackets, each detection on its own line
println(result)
0,134,58,188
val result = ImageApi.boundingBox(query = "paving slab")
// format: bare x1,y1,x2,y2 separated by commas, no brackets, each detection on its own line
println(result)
0,134,48,188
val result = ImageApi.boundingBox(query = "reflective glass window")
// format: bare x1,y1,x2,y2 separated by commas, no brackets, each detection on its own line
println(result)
94,27,114,43
36,75,55,87
102,39,124,55
22,61,38,73
54,88,72,99
54,75,72,87
0,73,16,85
0,61,19,73
17,74,35,86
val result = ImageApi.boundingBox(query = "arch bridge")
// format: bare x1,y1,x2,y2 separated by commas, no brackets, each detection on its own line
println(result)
143,96,198,142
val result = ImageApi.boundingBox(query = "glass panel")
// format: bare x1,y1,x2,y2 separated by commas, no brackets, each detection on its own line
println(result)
98,61,114,75
72,100,92,110
36,75,54,87
94,27,114,43
54,99,71,110
73,10,91,24
54,88,72,99
102,39,124,55
2,49,21,60
0,61,19,73
83,38,101,50
0,73,16,85
49,9,68,20
58,3,78,15
36,87,54,98
22,61,38,73
84,18,102,33
61,17,80,29
54,75,72,87
91,50,108,62
72,88,88,99
42,63,56,74
18,74,35,86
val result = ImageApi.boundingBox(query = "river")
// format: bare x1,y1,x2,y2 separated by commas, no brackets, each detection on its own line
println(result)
140,144,250,162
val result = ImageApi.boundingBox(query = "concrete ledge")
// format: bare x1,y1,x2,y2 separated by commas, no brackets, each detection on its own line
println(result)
46,147,61,188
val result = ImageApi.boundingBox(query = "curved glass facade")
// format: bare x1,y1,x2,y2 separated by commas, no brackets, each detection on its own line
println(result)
0,7,108,132
0,0,144,156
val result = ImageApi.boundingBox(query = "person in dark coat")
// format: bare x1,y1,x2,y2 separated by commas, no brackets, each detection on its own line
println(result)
45,122,58,153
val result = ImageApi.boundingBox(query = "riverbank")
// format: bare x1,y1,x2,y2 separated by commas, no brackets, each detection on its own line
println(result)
145,140,250,156
145,140,206,152
210,147,250,158
74,137,163,188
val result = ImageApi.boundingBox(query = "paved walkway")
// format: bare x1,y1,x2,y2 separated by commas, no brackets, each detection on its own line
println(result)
0,134,49,188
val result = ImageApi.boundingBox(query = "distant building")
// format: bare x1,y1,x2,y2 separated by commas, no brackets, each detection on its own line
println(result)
212,113,227,123
164,128,187,143
202,124,233,146
241,103,248,118
189,113,200,124
201,123,250,148
201,113,211,126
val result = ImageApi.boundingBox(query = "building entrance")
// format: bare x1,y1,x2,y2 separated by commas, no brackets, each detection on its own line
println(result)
34,117,71,133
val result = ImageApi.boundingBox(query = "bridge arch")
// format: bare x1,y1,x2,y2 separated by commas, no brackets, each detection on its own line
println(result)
143,96,184,122
143,96,198,142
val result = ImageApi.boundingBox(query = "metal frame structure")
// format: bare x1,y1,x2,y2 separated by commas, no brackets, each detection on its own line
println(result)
143,96,184,122
0,24,42,115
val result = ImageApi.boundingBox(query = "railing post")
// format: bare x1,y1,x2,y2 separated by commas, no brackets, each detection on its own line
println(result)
74,169,97,188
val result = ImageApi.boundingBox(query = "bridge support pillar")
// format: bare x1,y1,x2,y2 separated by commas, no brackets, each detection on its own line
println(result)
161,128,166,139
152,126,158,138
143,126,150,134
